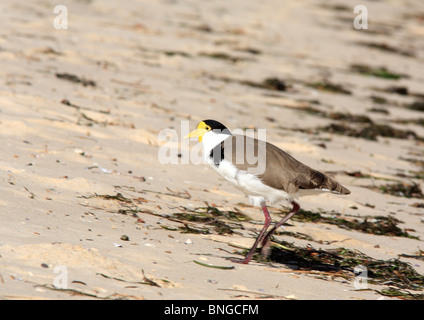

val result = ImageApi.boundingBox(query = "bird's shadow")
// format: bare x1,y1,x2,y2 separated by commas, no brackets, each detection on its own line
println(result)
229,241,346,273
266,246,342,272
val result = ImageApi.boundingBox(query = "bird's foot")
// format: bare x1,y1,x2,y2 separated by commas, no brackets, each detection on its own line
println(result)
226,257,251,264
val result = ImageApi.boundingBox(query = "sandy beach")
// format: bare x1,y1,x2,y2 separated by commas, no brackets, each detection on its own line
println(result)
0,0,423,300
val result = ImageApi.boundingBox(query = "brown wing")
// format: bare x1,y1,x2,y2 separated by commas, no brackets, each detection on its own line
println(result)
222,135,350,195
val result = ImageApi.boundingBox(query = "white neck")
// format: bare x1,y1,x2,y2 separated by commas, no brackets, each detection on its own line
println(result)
201,131,231,160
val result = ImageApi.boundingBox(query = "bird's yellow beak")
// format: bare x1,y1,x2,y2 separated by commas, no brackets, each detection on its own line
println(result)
184,121,209,142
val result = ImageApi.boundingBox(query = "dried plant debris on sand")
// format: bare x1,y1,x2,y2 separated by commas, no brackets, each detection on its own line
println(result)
320,122,422,141
198,52,253,63
170,205,251,235
377,182,424,199
305,81,351,95
297,107,373,124
204,73,288,92
241,77,287,92
287,104,422,141
83,191,424,299
289,209,418,239
356,41,416,57
55,72,97,87
246,241,424,299
405,100,424,112
350,64,408,80
83,192,250,235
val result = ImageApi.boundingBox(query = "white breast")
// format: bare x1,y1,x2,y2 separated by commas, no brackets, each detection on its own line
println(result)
206,158,293,207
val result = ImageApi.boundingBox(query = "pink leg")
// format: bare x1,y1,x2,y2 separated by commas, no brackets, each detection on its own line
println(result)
241,206,272,264
261,201,300,249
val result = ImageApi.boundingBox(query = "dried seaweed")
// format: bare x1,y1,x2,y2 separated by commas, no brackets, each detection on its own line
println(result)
405,100,424,112
273,103,375,127
97,270,161,287
171,205,250,235
321,122,421,141
34,284,106,299
322,4,350,11
350,64,407,80
370,95,389,105
234,47,262,55
344,171,373,179
290,209,416,239
56,72,97,87
201,73,288,92
327,112,372,123
142,188,192,199
400,157,424,168
246,241,424,299
199,52,252,63
384,86,409,95
356,41,415,57
92,192,133,203
367,107,390,115
163,50,191,58
378,182,424,199
279,231,314,241
375,288,424,300
193,260,235,270
241,77,287,91
306,81,351,95
399,249,424,261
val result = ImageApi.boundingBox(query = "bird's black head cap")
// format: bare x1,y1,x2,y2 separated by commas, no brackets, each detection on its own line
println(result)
202,119,231,135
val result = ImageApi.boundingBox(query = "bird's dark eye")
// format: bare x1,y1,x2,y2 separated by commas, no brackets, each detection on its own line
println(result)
206,125,211,131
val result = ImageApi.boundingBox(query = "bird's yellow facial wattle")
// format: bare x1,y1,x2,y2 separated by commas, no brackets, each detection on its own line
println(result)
184,121,212,142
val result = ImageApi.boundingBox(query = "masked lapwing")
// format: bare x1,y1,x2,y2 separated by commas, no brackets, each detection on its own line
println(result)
185,120,350,264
